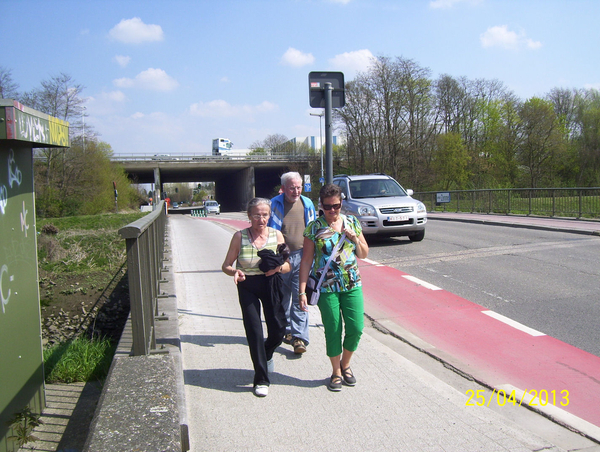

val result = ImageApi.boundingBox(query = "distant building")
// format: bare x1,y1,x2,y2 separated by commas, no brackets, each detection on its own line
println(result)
288,135,345,151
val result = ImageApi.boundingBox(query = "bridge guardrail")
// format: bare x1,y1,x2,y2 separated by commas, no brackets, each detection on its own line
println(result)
111,154,317,162
414,188,600,220
118,201,167,355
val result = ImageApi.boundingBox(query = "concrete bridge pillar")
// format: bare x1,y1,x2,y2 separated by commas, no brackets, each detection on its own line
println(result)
153,167,162,200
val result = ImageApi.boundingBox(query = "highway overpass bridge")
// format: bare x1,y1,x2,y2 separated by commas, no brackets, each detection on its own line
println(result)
113,154,314,211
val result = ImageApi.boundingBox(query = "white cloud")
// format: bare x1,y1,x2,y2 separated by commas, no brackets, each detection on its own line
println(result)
113,68,179,91
114,55,131,67
480,25,542,50
584,83,600,91
105,90,126,102
108,17,164,44
328,49,374,73
429,0,482,8
281,47,315,67
189,100,278,119
328,0,351,3
220,76,230,83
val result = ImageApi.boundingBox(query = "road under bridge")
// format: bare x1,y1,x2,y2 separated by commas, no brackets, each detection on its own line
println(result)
114,155,313,211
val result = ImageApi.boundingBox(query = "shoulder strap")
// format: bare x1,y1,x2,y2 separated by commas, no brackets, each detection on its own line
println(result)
315,229,346,290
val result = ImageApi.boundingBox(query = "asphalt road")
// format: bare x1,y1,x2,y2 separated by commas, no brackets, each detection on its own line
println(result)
365,220,600,358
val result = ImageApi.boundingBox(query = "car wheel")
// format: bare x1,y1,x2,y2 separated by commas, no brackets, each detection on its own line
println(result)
408,230,425,242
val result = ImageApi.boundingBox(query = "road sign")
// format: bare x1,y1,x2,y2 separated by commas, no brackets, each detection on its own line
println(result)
308,72,345,108
304,183,311,193
436,192,451,203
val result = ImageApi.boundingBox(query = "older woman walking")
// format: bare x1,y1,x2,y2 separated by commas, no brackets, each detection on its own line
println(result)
222,198,290,397
298,184,369,391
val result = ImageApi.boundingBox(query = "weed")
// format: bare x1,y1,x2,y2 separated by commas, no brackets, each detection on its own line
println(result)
6,407,43,447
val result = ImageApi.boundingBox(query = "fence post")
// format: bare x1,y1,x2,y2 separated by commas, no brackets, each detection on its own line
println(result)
119,201,166,355
579,189,583,218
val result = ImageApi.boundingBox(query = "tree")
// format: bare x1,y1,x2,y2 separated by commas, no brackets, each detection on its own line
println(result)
432,132,471,189
517,98,566,187
574,89,600,186
21,73,89,194
0,67,19,99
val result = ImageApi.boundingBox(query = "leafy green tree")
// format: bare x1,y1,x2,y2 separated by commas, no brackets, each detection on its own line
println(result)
517,97,566,187
574,89,600,186
432,132,471,189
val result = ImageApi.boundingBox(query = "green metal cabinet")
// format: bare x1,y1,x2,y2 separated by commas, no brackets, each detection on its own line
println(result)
0,99,69,452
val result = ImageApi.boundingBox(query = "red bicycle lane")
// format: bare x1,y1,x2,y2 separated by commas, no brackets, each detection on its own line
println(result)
358,260,600,442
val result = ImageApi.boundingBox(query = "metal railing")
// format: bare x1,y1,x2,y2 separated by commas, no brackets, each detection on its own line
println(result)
414,188,600,220
118,201,167,355
111,153,317,162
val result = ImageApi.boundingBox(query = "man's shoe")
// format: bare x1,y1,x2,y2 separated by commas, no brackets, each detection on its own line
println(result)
254,385,269,397
292,339,307,354
283,333,292,344
328,375,343,392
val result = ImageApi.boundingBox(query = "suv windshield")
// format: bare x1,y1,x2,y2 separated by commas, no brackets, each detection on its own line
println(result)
349,179,407,198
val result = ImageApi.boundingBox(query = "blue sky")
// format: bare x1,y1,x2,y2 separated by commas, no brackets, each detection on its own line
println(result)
3,0,599,155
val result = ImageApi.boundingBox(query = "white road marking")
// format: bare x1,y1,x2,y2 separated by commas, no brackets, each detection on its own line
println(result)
482,310,545,336
362,258,384,266
402,275,442,291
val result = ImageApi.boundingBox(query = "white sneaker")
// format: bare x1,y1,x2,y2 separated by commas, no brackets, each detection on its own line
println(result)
267,358,274,374
254,385,269,397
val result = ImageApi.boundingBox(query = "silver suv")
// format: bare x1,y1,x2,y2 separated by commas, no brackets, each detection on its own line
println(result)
203,200,220,215
332,174,427,241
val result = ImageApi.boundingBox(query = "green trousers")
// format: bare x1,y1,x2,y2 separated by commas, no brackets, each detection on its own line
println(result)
317,287,364,357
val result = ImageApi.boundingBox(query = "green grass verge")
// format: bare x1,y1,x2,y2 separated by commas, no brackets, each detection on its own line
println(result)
43,336,116,383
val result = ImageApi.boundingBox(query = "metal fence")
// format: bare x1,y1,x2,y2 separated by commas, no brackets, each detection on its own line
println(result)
414,188,600,220
118,201,167,355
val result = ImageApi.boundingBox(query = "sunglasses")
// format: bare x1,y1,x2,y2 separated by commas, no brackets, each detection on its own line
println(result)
322,203,342,211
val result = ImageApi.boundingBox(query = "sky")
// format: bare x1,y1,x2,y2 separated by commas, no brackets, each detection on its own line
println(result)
3,0,600,156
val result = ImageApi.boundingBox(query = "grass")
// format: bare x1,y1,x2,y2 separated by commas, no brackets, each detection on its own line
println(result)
43,336,116,383
37,212,147,274
37,211,147,383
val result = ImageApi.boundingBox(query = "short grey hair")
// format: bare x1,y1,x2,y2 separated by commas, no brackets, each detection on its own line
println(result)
246,197,271,215
280,171,302,187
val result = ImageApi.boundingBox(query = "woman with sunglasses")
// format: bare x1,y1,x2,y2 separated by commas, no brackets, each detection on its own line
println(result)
222,197,290,397
298,184,369,391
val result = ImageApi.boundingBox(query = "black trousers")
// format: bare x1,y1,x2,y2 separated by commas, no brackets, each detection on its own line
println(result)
237,274,286,386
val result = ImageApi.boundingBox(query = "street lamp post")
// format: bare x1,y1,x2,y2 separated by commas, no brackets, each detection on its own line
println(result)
310,111,324,181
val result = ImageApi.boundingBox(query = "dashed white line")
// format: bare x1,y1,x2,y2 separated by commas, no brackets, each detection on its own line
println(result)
402,275,442,291
482,310,545,336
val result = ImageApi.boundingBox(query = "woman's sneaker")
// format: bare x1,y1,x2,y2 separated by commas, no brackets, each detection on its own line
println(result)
254,385,269,397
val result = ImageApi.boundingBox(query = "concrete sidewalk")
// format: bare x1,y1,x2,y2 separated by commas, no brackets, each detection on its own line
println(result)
170,214,583,452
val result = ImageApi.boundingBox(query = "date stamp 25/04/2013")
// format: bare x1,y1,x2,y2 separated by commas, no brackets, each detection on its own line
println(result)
466,389,569,408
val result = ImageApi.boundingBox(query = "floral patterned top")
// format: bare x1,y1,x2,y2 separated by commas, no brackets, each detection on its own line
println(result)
303,215,362,293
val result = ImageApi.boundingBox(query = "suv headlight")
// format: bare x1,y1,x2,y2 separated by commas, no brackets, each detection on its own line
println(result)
417,202,426,214
357,205,376,216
